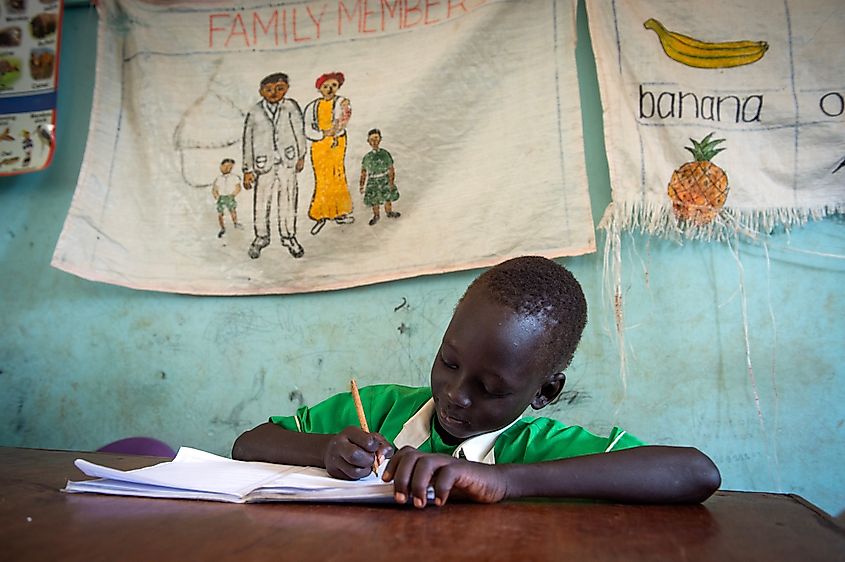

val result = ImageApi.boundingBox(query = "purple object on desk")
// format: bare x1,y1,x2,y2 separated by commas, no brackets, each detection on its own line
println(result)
97,437,176,459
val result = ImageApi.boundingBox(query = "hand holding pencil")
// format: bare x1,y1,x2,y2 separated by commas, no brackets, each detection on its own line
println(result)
350,379,384,476
320,380,393,480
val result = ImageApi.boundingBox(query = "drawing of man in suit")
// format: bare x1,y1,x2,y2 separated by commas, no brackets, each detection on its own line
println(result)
242,73,307,259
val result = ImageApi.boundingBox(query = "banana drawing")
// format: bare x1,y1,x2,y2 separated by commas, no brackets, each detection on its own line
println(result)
644,18,768,69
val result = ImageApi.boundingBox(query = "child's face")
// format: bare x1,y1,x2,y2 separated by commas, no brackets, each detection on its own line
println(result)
430,290,550,445
220,161,234,174
367,133,381,149
259,80,289,103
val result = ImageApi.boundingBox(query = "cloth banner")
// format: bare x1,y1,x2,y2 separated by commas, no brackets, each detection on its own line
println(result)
51,0,594,295
587,0,845,239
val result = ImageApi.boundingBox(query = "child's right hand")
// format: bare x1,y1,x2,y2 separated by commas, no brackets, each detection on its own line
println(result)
323,426,393,480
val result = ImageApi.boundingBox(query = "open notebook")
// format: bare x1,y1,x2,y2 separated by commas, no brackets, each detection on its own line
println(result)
63,447,423,504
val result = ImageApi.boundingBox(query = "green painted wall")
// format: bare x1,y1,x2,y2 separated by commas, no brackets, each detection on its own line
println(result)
1,2,843,515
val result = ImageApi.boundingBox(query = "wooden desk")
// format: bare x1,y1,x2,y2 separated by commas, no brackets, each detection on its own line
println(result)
1,447,843,561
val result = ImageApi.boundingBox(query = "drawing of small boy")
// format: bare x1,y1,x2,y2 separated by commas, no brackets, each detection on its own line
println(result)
211,158,243,238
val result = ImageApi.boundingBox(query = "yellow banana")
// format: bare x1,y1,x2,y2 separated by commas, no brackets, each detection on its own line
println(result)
644,18,768,69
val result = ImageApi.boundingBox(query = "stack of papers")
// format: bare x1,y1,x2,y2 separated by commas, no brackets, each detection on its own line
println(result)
63,447,407,504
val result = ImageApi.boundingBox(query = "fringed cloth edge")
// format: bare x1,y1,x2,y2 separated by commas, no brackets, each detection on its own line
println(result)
597,201,844,394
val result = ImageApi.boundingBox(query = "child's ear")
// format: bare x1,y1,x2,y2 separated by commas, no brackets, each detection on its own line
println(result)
530,372,566,410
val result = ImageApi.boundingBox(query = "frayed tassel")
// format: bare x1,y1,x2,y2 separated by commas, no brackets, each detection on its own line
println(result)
600,204,628,393
599,201,845,242
598,201,843,392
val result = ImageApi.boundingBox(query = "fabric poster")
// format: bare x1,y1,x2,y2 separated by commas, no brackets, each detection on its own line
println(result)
51,0,594,295
587,0,845,239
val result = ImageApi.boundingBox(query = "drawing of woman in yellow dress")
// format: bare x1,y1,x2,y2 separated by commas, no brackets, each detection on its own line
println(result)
304,72,354,235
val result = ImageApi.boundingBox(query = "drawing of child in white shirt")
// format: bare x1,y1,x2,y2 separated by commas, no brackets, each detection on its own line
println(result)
212,158,243,238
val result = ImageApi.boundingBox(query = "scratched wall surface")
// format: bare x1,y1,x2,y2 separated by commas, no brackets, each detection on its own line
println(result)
1,3,843,516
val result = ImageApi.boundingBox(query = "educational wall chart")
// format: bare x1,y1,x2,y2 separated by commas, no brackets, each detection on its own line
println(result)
51,0,594,295
0,0,62,175
587,0,844,239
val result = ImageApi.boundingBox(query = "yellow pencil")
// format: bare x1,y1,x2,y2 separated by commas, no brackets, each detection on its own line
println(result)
350,379,380,476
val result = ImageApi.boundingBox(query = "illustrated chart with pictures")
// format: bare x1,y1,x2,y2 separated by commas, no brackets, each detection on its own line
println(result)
0,0,62,175
587,0,845,233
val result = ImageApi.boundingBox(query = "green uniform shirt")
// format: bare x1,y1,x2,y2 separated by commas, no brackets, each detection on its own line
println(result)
270,384,644,463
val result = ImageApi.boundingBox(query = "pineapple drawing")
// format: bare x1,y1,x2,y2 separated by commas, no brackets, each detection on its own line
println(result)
667,133,729,225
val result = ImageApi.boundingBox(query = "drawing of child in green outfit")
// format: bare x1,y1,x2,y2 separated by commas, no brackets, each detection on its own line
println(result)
359,129,400,226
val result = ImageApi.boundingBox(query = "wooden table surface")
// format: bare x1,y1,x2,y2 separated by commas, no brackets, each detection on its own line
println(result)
1,447,843,562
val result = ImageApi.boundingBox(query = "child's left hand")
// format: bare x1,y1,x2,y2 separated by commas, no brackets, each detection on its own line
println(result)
382,446,508,508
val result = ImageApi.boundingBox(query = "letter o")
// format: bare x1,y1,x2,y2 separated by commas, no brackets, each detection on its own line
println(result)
819,92,844,117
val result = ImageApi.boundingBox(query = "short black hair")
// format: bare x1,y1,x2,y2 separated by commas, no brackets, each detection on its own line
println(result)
260,73,289,87
463,256,587,374
221,158,235,165
367,128,381,137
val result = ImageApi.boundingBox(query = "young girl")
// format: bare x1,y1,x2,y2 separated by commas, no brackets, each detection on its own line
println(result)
359,129,400,226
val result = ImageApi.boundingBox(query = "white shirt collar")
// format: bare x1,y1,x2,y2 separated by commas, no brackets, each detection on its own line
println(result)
261,99,280,121
393,399,518,464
